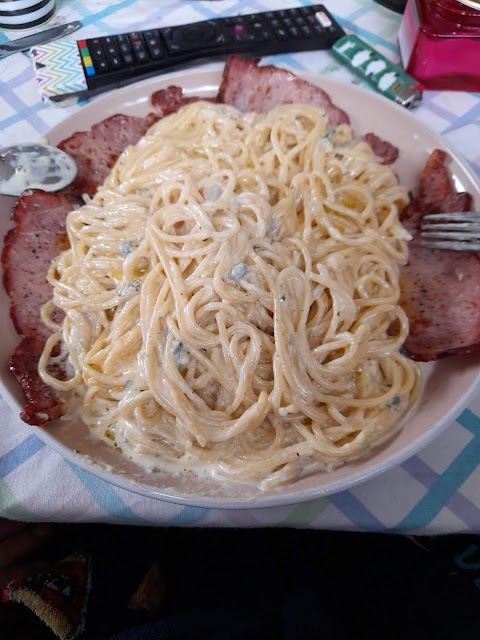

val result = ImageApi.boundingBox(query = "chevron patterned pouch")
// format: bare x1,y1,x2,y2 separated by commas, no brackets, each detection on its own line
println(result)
30,40,87,105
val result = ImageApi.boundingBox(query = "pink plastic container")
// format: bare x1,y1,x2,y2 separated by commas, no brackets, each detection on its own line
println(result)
399,0,480,91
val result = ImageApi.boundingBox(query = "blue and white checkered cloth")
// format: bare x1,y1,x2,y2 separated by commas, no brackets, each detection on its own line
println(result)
1,0,480,532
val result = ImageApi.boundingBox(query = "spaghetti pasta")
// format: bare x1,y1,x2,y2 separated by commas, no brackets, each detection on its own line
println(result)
39,101,421,488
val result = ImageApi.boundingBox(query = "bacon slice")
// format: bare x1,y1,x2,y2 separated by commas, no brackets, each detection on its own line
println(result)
10,337,66,426
400,149,479,361
363,132,399,165
2,191,80,425
218,55,350,128
59,113,158,197
150,86,217,117
2,191,79,338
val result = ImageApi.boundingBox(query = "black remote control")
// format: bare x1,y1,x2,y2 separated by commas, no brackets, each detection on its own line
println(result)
31,5,345,102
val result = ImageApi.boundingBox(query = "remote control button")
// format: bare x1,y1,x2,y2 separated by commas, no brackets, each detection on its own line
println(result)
145,34,160,48
273,26,289,40
122,52,134,65
90,46,106,61
233,28,254,42
129,33,146,51
86,39,104,54
116,34,129,43
300,25,313,38
312,23,328,36
79,43,95,76
135,49,149,63
328,23,341,34
315,11,333,28
117,40,131,55
95,59,110,74
149,46,163,60
282,17,293,27
109,55,123,70
167,21,225,54
251,30,270,43
104,36,115,45
287,25,300,39
180,22,215,42
217,32,230,44
293,15,306,26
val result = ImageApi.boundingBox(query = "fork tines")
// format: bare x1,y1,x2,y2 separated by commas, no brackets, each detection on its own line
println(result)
420,211,480,252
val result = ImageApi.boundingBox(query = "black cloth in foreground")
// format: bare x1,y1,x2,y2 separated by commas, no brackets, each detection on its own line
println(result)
2,526,480,639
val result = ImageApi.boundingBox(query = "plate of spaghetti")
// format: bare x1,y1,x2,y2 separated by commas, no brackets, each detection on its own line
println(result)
1,60,479,507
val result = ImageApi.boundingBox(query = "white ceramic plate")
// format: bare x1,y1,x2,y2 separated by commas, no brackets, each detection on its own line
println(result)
1,64,480,508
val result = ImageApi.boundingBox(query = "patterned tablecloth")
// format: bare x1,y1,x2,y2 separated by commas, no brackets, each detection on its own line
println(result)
1,0,480,533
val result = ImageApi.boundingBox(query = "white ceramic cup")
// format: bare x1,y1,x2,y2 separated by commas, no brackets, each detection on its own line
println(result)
0,0,56,30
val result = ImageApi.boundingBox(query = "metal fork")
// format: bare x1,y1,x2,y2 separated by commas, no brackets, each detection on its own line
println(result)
420,211,480,252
